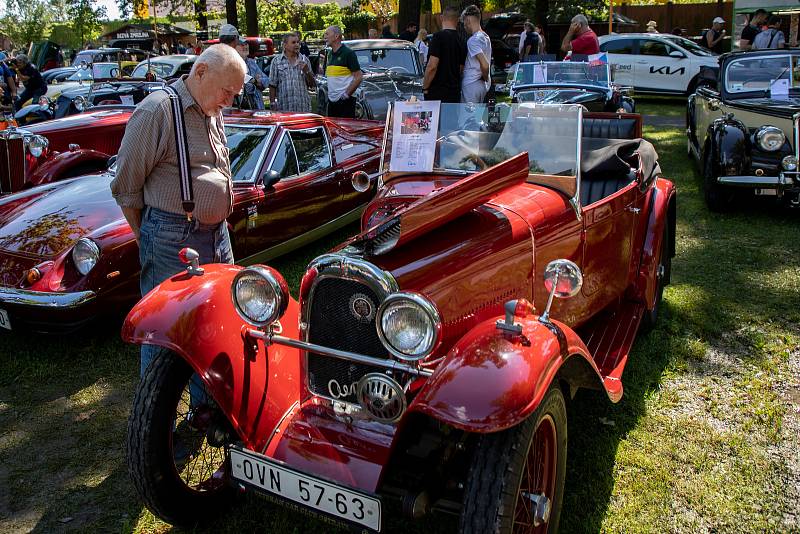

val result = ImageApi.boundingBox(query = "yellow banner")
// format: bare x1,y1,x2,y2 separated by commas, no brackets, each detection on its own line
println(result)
432,0,441,14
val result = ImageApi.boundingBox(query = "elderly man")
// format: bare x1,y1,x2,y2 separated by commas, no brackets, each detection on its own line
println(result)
110,44,246,376
704,17,726,54
269,32,315,112
560,14,599,56
323,25,363,118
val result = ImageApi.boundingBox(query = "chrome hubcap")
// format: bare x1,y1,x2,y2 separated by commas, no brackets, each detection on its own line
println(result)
522,492,551,527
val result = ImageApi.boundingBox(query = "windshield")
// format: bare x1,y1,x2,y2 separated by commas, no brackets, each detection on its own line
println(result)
663,36,715,57
725,55,797,95
132,62,174,78
68,68,93,81
382,102,581,196
512,62,610,88
225,125,274,181
354,48,421,76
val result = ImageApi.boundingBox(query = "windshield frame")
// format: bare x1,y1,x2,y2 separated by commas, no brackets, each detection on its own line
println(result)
510,61,612,94
722,53,798,99
225,124,276,183
379,101,585,218
352,47,423,77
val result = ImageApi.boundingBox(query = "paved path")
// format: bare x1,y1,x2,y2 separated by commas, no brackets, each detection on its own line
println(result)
643,115,684,128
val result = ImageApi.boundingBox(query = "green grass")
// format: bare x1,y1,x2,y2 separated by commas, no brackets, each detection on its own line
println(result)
1,99,798,533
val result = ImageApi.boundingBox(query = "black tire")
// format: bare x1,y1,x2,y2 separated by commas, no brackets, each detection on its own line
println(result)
703,146,735,212
641,221,671,331
126,350,234,526
460,385,567,534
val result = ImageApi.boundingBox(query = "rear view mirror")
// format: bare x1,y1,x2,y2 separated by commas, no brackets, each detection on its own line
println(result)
263,169,281,188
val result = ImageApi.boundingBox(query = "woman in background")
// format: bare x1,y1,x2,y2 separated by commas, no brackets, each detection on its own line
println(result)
415,28,429,65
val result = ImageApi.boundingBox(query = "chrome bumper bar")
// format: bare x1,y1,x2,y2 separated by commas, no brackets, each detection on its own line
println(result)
245,329,434,378
0,287,96,309
718,174,797,188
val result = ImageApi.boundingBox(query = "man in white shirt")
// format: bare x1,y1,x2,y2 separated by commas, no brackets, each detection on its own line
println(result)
461,4,492,104
518,19,530,57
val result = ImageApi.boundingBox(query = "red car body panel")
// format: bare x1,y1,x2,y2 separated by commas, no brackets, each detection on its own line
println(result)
0,112,383,331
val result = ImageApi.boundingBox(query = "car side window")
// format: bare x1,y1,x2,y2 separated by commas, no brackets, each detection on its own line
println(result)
270,133,300,179
289,128,332,174
639,40,670,57
600,38,634,55
177,63,192,75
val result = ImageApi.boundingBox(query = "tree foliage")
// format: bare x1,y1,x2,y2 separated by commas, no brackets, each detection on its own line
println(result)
0,0,57,49
66,0,107,48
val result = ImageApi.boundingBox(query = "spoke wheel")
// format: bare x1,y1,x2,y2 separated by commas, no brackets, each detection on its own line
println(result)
127,350,235,526
460,385,567,534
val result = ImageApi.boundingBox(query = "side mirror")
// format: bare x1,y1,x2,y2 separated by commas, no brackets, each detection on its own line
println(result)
540,259,583,322
351,170,371,192
668,50,686,59
263,169,281,188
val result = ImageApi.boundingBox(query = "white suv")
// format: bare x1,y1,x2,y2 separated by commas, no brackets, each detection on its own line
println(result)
599,33,718,95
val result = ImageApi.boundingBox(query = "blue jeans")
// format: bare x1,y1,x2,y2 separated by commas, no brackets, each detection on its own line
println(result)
138,207,234,404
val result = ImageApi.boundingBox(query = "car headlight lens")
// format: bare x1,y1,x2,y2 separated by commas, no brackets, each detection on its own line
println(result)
231,266,288,326
756,126,785,152
73,96,86,112
71,238,100,275
38,96,51,108
27,135,48,158
378,292,440,361
783,155,798,171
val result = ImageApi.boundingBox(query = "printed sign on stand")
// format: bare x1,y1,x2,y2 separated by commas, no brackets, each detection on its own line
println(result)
389,100,440,173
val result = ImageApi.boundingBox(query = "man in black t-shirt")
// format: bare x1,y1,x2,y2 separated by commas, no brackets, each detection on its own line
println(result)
423,6,466,104
739,9,767,50
11,54,47,112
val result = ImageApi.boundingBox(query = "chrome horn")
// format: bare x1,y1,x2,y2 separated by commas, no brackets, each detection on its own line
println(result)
351,170,372,192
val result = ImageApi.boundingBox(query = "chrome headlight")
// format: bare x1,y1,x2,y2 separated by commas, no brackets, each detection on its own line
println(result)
38,96,51,108
26,135,48,158
377,292,440,361
231,266,289,326
783,155,798,171
71,238,100,275
756,126,785,152
73,96,86,112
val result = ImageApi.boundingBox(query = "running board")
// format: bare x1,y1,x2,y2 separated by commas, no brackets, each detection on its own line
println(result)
576,299,645,387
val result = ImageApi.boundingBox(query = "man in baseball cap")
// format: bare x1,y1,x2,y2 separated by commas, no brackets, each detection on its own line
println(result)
704,17,726,53
218,23,246,46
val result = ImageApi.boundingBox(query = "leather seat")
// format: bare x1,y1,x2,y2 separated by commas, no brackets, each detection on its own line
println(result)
583,117,637,140
580,169,636,206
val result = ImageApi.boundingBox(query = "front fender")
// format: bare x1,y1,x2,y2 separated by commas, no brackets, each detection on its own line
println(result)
408,314,616,433
708,117,750,176
14,105,51,126
122,264,303,452
29,149,110,187
636,177,676,308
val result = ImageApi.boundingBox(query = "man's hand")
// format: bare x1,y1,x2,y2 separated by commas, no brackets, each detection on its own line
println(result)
567,22,580,36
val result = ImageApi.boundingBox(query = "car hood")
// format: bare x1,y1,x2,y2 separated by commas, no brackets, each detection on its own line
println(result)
0,173,123,258
727,97,800,119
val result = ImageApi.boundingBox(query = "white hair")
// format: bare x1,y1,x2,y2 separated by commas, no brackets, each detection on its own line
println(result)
572,14,589,28
191,43,246,76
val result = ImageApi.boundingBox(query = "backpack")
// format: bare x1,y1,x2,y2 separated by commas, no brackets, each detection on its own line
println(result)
753,29,781,49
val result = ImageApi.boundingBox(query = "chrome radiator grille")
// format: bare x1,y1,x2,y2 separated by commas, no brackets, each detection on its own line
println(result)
307,277,388,404
0,133,25,194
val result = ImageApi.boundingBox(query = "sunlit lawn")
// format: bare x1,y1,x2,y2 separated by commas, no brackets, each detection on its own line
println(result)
0,100,797,533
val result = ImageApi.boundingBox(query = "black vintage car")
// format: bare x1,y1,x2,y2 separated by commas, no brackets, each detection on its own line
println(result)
317,39,423,121
508,61,635,113
687,49,800,211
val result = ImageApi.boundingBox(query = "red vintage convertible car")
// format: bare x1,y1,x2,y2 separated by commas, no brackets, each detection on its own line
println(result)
0,111,381,332
122,103,676,532
0,107,132,194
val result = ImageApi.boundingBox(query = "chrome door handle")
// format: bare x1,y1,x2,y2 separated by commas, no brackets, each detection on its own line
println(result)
626,207,641,214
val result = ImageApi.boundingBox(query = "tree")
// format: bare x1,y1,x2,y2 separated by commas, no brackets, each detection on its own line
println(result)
0,0,56,49
66,0,107,49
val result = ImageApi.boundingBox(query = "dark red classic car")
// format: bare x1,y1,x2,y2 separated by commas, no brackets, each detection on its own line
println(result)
0,107,133,194
0,111,381,332
121,103,676,532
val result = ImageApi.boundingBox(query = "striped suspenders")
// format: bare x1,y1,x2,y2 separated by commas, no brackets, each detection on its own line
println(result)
162,85,194,221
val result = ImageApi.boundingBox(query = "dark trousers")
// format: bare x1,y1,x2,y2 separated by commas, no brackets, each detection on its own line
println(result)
424,87,461,104
16,85,46,112
328,96,356,118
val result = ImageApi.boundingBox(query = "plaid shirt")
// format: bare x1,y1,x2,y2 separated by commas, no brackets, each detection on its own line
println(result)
268,53,313,113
